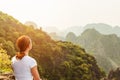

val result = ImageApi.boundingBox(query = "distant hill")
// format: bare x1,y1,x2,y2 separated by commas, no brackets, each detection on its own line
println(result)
42,26,65,40
43,26,83,40
83,23,120,36
83,23,113,34
60,26,83,37
0,11,105,80
48,32,65,41
66,29,120,73
49,23,120,41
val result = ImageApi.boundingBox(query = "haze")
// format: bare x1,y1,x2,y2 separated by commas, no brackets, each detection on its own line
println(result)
0,0,120,30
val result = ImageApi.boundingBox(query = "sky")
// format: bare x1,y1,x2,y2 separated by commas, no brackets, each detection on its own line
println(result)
0,0,120,30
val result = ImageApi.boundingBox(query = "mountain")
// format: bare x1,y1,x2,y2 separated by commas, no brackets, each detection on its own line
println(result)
113,26,120,36
48,23,120,41
0,11,105,80
44,26,83,41
42,26,65,40
66,29,120,73
60,26,83,37
48,32,65,41
83,23,120,37
66,32,77,42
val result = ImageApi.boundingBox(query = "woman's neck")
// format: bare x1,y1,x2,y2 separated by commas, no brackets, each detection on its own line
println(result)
24,50,29,56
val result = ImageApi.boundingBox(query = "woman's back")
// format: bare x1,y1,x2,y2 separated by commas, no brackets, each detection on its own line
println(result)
11,35,41,80
12,55,37,80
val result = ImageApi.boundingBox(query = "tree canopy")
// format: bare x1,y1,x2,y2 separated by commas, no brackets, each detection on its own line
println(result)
0,11,106,80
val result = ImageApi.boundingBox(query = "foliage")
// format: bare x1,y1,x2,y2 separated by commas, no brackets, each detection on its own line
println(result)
0,47,12,73
102,67,120,80
0,11,106,80
66,29,120,73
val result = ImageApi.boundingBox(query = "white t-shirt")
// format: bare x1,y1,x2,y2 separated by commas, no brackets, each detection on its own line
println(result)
11,55,37,80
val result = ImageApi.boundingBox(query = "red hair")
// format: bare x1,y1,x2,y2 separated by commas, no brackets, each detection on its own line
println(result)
16,35,31,59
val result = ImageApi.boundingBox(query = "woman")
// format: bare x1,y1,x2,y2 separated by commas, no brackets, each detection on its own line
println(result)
11,35,42,80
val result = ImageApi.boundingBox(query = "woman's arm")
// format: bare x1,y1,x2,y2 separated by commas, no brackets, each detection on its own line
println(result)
31,66,42,80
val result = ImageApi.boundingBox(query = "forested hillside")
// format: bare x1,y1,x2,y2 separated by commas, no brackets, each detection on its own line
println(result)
0,11,105,80
66,29,120,73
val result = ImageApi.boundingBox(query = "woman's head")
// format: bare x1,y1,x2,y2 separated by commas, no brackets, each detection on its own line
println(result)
16,35,32,59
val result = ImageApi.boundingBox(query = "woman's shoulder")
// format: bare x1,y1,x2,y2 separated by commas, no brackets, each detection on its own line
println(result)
24,56,36,61
24,56,37,67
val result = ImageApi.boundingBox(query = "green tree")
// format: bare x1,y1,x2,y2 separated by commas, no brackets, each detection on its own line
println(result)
0,47,12,73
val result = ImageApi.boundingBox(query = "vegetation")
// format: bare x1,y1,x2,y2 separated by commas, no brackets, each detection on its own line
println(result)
66,29,120,73
0,47,12,73
107,67,120,80
0,11,106,80
102,67,120,80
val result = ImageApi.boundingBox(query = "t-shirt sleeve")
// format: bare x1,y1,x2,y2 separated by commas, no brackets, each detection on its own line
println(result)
30,58,37,68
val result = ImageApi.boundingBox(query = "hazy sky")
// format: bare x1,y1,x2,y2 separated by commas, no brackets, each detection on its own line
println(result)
0,0,120,30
